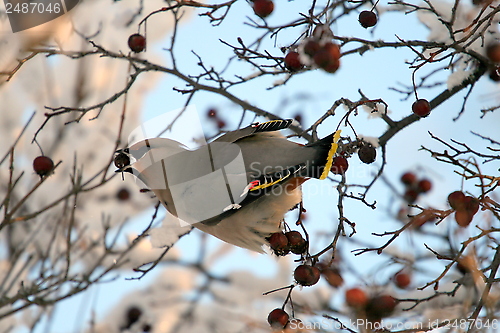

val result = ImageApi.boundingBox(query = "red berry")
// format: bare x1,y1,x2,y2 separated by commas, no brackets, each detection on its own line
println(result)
365,295,397,319
394,271,411,289
321,268,344,288
114,152,130,170
294,264,320,286
128,34,146,53
216,119,226,129
401,172,417,186
455,210,474,227
486,43,500,63
267,308,289,328
404,189,419,203
285,231,307,254
358,11,377,28
125,306,142,329
252,0,274,18
358,144,376,164
417,179,432,193
331,156,348,174
322,42,340,59
448,191,466,210
412,99,431,117
116,188,131,201
293,113,303,124
313,42,341,73
451,195,480,228
464,196,480,214
284,51,304,72
345,288,368,308
267,232,289,256
33,156,54,177
489,67,500,81
303,39,321,57
323,60,340,73
207,108,217,118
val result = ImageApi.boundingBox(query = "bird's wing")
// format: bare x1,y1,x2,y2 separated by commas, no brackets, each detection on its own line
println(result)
130,139,249,226
213,119,293,144
194,178,303,253
122,123,308,252
126,137,188,160
239,164,307,197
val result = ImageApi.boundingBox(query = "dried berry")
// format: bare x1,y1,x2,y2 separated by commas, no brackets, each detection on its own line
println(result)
489,67,500,81
294,264,320,286
331,156,348,174
33,156,54,177
358,11,377,28
116,188,131,201
455,210,474,227
448,191,466,210
417,179,432,193
365,295,397,320
285,231,307,254
404,189,419,203
486,43,500,63
284,51,304,72
464,196,480,215
128,34,146,53
124,306,142,329
303,39,321,57
313,42,341,73
394,270,411,289
253,0,274,18
217,119,226,129
267,308,289,328
412,99,431,117
267,232,289,256
345,287,368,308
358,143,376,164
401,172,417,186
207,108,218,118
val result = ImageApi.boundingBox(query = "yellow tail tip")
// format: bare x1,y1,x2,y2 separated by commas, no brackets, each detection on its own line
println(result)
319,130,341,180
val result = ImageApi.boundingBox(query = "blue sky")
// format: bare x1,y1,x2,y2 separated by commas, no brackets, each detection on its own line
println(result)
41,1,500,332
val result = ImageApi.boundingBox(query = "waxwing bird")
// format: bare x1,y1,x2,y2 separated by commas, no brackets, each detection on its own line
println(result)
116,119,341,253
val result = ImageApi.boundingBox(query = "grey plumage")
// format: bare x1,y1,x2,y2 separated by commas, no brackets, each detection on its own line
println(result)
119,120,340,252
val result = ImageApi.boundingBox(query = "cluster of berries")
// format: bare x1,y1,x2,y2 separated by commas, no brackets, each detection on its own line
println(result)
400,172,432,203
258,6,381,75
266,260,344,329
448,191,480,227
345,287,397,323
206,108,226,129
281,23,341,74
267,231,307,256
